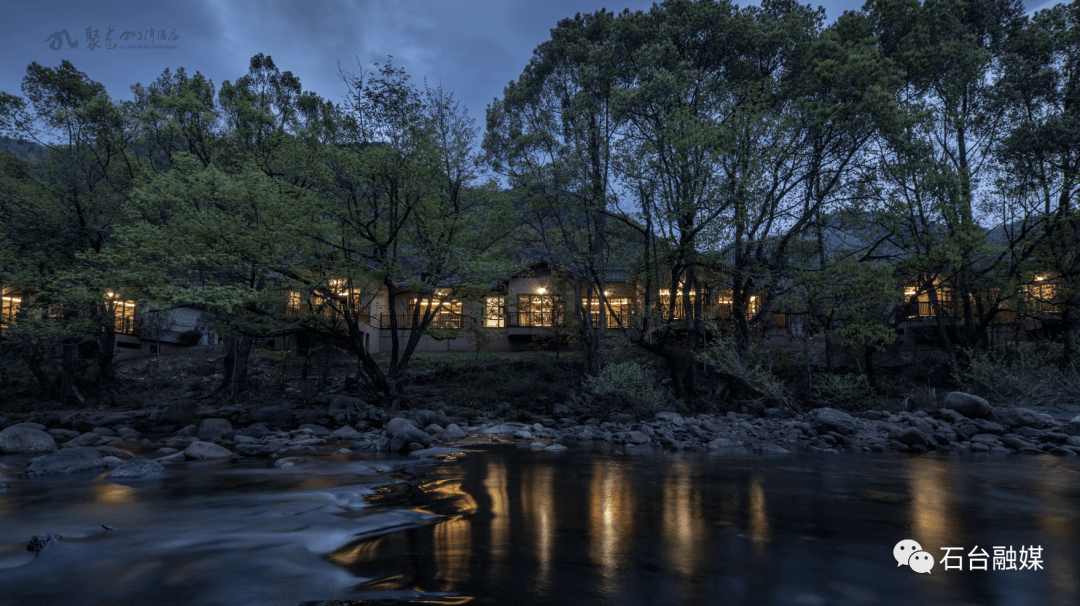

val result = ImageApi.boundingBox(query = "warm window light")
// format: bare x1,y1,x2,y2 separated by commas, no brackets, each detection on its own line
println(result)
106,292,115,298
1035,276,1046,282
2,296,20,302
604,290,610,296
904,287,917,296
750,296,756,301
537,287,547,294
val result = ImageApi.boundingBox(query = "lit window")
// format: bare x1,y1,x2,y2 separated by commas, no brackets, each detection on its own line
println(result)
484,296,505,328
1,296,21,328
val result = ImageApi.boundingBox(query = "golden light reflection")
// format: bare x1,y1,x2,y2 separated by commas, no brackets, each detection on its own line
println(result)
433,515,472,591
522,464,555,591
907,459,959,550
327,537,385,566
749,476,769,554
1035,464,1077,600
662,460,706,580
588,460,634,581
417,479,478,516
95,482,137,504
484,460,509,565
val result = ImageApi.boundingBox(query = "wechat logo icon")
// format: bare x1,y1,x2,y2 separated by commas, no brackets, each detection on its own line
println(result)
894,539,934,574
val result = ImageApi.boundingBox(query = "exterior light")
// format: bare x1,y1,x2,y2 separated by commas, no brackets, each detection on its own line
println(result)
1035,276,1045,281
106,292,114,298
538,287,547,294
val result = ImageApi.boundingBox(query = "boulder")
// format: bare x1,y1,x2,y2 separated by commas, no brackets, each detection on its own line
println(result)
106,456,166,480
251,406,293,428
943,392,992,420
939,409,967,424
163,400,201,425
896,428,930,447
408,447,465,458
754,443,790,454
707,437,740,449
655,412,685,426
183,441,233,460
389,423,432,453
11,422,48,432
20,447,105,478
298,424,330,438
442,424,467,441
96,446,134,460
197,418,234,442
807,408,858,436
173,425,198,438
327,426,362,441
27,533,61,555
234,444,278,457
479,424,515,435
385,417,419,433
329,395,361,413
545,444,568,451
995,407,1049,430
274,457,308,468
970,433,1002,446
0,427,57,454
97,413,133,426
1062,415,1080,436
237,423,272,439
47,428,80,441
349,439,380,452
621,431,650,445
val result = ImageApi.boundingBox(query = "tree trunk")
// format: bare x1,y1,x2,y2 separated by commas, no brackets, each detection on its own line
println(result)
217,336,253,398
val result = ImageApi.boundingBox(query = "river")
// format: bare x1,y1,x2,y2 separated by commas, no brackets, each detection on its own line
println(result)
1,441,1077,605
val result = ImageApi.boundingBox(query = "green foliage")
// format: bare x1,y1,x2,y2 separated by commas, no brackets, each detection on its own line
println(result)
456,407,483,421
582,360,667,410
955,347,1080,406
812,373,880,409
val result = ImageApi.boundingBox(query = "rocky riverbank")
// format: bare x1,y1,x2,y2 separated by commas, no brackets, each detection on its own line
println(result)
3,392,1080,480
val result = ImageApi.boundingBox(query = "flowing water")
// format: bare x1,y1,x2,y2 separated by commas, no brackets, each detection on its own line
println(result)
1,441,1078,605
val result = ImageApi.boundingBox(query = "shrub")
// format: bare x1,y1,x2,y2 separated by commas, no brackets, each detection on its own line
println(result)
956,347,1080,406
813,373,879,409
583,361,667,410
457,407,483,421
507,408,535,423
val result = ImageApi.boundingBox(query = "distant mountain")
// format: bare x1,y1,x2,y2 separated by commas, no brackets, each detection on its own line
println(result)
0,136,47,160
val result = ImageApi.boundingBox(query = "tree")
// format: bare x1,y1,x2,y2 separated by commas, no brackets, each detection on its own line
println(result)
287,58,515,404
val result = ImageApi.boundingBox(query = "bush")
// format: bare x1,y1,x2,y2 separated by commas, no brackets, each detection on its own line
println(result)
457,407,483,421
813,373,879,409
583,361,667,410
956,347,1080,406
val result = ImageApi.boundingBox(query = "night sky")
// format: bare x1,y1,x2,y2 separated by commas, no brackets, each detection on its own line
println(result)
0,0,1064,142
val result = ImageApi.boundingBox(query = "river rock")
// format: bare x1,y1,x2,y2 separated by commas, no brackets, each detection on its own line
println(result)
896,428,930,447
755,443,790,454
995,408,1048,430
655,412,685,426
545,444,568,451
12,422,48,431
480,424,515,435
0,426,57,454
183,441,233,460
328,426,361,441
970,434,1002,446
96,445,134,460
237,423,271,439
807,408,858,436
20,447,105,478
389,423,432,453
349,439,380,451
1001,436,1035,450
409,447,465,458
971,419,1006,435
164,400,201,425
98,413,133,427
251,406,293,428
298,424,330,438
939,409,967,424
274,457,308,468
27,533,61,555
943,392,992,419
106,456,166,480
47,428,80,441
173,425,198,438
385,418,419,434
1061,415,1080,436
197,418,234,441
707,437,740,449
442,424,467,440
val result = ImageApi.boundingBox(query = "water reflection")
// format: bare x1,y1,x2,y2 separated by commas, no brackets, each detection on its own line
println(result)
1036,463,1077,602
521,463,555,592
588,459,634,585
907,458,959,550
433,515,471,591
748,476,769,553
96,481,137,504
483,459,509,582
662,460,707,582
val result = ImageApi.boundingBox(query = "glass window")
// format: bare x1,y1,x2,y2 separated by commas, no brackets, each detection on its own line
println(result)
518,294,564,327
485,296,505,328
1,295,20,329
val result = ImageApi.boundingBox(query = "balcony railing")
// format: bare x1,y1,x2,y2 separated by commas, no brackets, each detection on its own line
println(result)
380,313,463,330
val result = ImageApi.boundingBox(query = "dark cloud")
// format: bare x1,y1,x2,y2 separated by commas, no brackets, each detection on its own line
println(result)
0,0,1066,139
